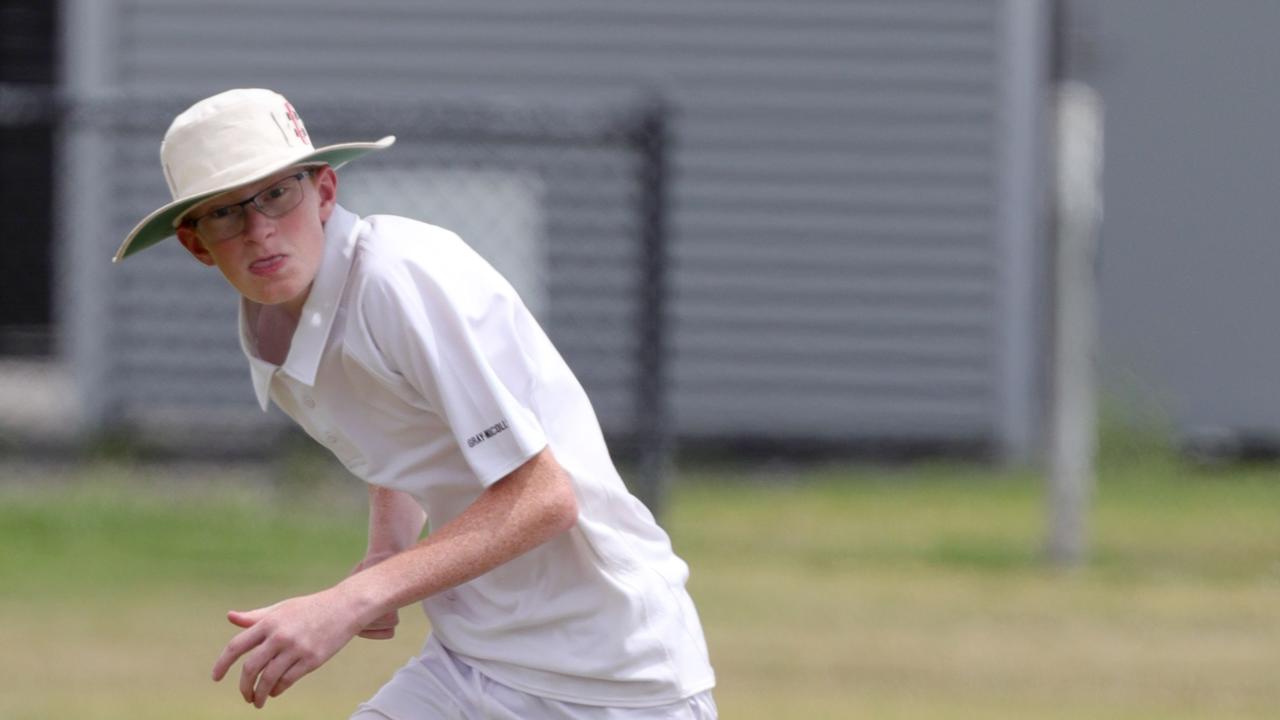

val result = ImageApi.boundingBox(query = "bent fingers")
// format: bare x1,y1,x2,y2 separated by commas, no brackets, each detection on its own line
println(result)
212,624,267,681
254,653,299,708
269,659,310,699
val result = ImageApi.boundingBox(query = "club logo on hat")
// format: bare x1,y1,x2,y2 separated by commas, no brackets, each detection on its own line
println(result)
284,102,309,144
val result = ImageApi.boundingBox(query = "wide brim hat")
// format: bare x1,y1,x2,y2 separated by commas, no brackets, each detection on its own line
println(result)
113,88,394,262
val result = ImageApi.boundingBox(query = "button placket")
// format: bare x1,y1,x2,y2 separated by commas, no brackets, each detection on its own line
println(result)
288,381,357,461
288,380,327,444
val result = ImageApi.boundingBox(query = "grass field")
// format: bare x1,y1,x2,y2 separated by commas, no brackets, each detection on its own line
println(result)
1,442,1278,719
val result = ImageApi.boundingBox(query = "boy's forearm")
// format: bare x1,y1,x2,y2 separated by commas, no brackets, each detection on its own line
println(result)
342,447,579,627
365,485,427,556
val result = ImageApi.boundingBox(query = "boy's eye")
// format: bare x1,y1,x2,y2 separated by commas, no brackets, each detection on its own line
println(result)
208,206,238,220
264,185,290,201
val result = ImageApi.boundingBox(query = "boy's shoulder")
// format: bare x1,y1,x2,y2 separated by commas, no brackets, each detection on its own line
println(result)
348,213,511,301
355,214,474,277
360,214,463,259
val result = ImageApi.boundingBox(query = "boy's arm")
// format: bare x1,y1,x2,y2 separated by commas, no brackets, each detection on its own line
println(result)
349,485,428,640
211,446,579,708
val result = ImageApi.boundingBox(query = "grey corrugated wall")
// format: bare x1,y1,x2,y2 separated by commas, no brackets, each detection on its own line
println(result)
63,0,1047,455
1093,1,1280,445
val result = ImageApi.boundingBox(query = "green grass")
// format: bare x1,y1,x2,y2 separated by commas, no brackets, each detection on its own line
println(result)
1,446,1278,719
675,452,1280,719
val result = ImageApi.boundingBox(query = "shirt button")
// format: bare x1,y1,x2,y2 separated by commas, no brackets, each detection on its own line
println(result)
324,433,338,445
302,394,315,409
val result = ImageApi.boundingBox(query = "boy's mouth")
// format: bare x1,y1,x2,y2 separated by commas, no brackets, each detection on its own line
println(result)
249,255,286,276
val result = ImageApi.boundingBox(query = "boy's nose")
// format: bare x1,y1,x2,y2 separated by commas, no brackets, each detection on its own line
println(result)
240,204,275,241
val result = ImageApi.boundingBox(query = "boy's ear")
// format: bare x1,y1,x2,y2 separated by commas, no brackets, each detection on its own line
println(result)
176,225,216,266
314,165,338,223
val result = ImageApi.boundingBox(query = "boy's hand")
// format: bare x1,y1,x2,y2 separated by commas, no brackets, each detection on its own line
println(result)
211,588,363,708
351,551,400,640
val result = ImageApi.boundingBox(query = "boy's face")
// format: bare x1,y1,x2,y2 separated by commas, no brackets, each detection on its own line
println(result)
176,165,338,316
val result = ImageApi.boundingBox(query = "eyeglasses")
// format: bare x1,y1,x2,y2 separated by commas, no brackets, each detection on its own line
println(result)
185,169,314,242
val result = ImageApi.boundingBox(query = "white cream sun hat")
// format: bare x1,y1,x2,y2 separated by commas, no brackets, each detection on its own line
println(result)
113,88,395,262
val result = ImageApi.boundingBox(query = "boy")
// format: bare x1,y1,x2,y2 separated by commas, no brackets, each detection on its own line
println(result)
115,88,716,718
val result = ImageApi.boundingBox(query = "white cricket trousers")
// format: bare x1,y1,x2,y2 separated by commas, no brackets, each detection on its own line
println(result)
350,636,717,720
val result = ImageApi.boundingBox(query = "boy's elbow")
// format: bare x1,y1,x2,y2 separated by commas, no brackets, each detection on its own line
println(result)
505,447,578,539
530,447,578,536
547,475,579,535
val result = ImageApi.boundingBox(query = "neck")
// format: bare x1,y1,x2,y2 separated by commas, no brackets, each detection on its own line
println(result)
278,285,312,323
254,302,301,367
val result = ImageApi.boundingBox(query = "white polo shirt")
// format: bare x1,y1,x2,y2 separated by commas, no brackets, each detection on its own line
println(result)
238,204,715,706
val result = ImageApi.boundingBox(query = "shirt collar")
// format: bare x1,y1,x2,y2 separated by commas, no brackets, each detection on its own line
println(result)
239,203,363,411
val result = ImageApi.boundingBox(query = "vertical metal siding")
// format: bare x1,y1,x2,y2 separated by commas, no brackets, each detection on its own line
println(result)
89,0,1033,450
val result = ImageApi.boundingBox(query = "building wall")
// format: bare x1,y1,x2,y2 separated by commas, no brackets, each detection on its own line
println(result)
1093,1,1280,442
64,0,1048,456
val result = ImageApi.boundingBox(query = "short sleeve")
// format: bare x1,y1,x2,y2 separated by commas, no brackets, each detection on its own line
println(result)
355,246,547,487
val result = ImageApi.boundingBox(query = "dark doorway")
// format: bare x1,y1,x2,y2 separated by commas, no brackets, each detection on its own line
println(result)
0,1,57,356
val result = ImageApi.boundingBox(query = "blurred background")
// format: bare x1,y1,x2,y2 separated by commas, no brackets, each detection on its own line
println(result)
1,1,1278,718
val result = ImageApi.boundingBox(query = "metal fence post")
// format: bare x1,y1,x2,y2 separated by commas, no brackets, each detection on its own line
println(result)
631,99,673,518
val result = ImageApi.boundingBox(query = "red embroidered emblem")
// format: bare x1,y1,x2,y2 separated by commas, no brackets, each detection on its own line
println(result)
284,102,309,144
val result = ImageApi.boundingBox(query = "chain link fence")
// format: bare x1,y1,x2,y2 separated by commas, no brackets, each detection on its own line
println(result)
1,89,674,513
